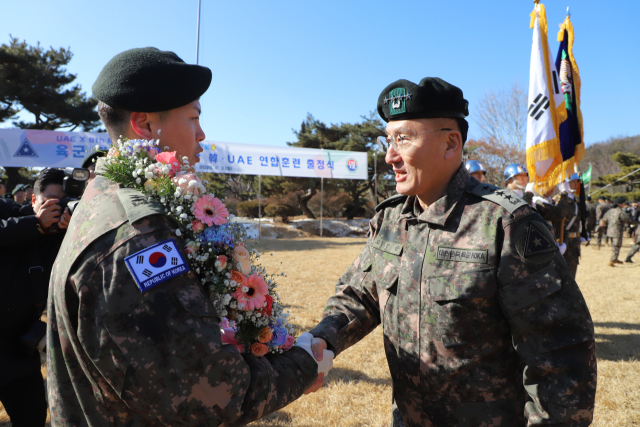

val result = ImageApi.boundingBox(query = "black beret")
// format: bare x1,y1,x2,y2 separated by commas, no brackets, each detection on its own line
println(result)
12,184,24,195
377,77,469,123
92,47,212,112
614,197,627,205
0,178,5,185
82,150,106,169
597,195,606,200
22,184,32,190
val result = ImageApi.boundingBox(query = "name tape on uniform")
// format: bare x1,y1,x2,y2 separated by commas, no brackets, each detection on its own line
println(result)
372,237,403,255
124,239,190,292
436,247,488,264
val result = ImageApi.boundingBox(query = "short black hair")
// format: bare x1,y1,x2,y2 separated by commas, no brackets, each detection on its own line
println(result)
34,168,65,196
454,117,469,144
97,101,131,142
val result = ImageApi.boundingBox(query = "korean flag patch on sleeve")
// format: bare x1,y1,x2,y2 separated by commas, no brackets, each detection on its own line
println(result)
124,239,190,292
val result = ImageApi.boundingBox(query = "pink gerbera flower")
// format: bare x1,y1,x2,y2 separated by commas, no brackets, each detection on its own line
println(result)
233,274,268,311
193,195,229,226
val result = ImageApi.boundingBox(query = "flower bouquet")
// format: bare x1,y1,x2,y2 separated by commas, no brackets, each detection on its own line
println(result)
101,137,295,356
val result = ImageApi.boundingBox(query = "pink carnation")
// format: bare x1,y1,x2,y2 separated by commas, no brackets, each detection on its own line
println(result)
155,151,180,176
281,335,295,351
193,195,228,226
191,220,205,233
172,173,202,197
221,327,243,353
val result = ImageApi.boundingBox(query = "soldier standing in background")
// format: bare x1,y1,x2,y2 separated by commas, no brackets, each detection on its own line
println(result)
309,76,596,426
553,174,583,277
0,178,6,197
602,197,639,266
595,195,611,249
12,184,26,205
584,195,597,245
464,159,487,183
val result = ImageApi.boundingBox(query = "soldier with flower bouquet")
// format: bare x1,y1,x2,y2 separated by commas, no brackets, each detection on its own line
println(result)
47,48,331,427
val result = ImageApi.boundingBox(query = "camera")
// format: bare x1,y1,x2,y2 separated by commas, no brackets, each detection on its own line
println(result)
58,167,90,214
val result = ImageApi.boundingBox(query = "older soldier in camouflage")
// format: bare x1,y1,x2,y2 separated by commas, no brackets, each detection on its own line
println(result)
309,77,596,426
602,197,639,266
595,196,610,249
47,48,320,427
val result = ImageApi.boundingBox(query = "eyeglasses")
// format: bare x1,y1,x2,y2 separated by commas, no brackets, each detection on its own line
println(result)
376,128,452,153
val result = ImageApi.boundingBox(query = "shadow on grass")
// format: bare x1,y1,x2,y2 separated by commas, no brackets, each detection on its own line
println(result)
595,322,640,331
324,367,392,387
595,332,640,361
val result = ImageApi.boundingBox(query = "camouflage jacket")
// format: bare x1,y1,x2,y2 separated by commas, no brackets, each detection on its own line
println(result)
551,193,582,240
310,166,596,427
595,202,610,222
603,207,638,238
46,173,318,427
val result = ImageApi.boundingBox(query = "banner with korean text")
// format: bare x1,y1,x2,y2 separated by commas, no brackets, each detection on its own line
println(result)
0,129,369,180
197,141,368,180
0,129,113,168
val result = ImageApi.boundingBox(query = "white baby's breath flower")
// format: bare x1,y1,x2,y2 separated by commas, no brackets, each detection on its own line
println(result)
183,194,191,200
188,180,197,187
136,177,141,184
176,206,184,213
174,191,181,198
178,178,187,185
132,171,138,178
237,314,243,321
238,303,244,310
175,229,182,237
242,286,249,293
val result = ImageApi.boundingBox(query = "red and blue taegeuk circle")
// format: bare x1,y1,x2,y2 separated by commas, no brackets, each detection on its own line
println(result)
148,252,167,268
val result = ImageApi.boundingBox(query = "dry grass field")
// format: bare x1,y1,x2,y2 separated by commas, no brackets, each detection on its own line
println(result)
1,236,638,426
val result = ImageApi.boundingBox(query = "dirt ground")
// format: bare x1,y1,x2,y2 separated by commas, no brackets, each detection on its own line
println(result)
1,237,638,426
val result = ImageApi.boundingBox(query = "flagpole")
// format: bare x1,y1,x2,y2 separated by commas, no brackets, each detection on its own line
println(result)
195,0,202,64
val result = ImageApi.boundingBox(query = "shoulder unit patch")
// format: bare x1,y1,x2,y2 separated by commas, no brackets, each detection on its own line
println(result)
514,220,558,264
124,238,190,292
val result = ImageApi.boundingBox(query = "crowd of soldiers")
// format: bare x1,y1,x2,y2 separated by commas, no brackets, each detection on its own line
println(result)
0,179,34,206
465,160,640,272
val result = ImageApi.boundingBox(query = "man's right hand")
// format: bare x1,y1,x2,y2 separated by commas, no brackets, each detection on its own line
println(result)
36,199,62,228
311,337,328,361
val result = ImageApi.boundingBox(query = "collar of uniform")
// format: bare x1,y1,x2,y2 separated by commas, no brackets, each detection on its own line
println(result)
398,164,469,226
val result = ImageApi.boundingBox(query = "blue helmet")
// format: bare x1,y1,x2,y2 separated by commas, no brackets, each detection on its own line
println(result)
565,172,581,182
504,163,528,182
465,160,487,175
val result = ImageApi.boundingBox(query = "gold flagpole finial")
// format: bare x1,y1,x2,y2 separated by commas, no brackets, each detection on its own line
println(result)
533,0,540,4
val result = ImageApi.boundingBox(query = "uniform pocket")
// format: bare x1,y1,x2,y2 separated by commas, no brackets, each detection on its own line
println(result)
498,265,561,311
430,269,505,349
430,268,496,301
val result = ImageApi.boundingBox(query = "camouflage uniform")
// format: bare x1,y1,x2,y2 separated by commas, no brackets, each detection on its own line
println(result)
585,201,597,236
553,193,582,278
603,207,638,262
626,230,640,261
310,166,596,427
46,170,318,427
595,202,611,247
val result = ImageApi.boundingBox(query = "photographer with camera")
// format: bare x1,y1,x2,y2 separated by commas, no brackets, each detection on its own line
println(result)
0,167,85,427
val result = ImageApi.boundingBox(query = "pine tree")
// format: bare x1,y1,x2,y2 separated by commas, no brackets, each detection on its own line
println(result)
0,37,101,190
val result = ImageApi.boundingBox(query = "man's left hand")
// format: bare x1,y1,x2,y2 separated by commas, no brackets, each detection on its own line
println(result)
58,208,72,229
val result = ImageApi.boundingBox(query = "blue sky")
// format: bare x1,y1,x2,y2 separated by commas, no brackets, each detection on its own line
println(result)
1,0,638,147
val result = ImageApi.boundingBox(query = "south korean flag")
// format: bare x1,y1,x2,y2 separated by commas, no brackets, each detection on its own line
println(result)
124,239,190,292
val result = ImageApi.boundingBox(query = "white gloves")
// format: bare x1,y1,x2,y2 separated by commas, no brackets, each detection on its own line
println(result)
558,242,567,255
295,332,334,376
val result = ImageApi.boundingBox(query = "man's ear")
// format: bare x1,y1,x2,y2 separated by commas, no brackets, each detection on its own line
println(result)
31,193,37,208
443,130,463,160
130,112,155,140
